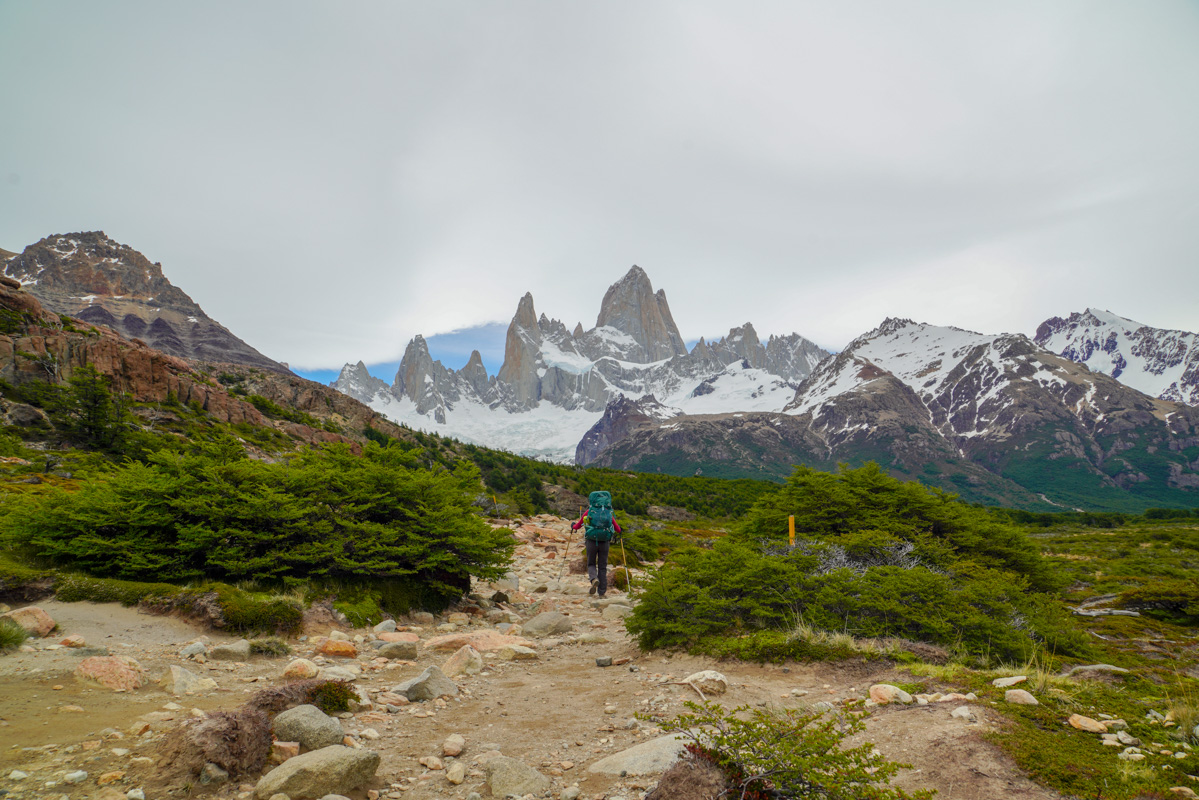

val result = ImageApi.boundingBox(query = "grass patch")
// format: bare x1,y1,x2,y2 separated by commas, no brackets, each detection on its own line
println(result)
248,638,291,657
0,617,30,651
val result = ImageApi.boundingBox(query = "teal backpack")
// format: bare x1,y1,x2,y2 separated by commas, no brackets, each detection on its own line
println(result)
585,490,615,541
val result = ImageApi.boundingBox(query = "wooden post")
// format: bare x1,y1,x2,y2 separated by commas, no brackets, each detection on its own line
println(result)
788,515,795,547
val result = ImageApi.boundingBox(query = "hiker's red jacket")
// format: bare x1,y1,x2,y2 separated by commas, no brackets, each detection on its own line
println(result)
571,512,621,533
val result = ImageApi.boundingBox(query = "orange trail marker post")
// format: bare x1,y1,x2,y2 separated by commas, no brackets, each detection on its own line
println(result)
788,515,795,547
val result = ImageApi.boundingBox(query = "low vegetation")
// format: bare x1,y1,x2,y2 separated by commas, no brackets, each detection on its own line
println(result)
628,463,1087,663
659,701,933,800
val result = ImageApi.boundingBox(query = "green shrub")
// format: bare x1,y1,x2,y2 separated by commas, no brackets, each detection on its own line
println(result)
55,574,181,605
204,585,303,636
1,440,513,607
249,638,292,657
0,618,30,651
660,701,933,800
332,591,385,628
307,680,358,715
1119,579,1199,624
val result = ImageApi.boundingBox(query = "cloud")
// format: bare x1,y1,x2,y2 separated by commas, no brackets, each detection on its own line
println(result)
1,1,1197,372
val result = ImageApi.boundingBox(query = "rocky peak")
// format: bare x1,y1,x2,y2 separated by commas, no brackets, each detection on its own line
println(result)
331,361,390,403
575,393,683,465
594,266,688,363
497,293,545,410
3,231,288,373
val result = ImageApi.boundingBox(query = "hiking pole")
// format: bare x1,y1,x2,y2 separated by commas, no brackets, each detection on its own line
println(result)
619,534,632,594
556,505,584,585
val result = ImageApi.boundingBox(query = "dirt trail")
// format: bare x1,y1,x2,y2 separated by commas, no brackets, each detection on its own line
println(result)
0,516,1062,800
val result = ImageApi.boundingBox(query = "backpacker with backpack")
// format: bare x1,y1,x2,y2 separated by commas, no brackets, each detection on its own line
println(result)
584,490,615,541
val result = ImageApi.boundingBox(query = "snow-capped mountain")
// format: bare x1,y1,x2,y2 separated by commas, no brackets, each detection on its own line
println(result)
332,266,829,461
1035,308,1199,405
586,317,1199,509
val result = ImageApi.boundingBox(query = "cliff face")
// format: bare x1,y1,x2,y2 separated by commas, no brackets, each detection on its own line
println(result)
3,232,289,374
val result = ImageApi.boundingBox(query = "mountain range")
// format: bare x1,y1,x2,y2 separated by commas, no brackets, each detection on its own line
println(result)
4,231,1197,511
333,266,830,461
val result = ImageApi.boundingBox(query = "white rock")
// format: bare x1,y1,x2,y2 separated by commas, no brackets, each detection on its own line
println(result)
992,675,1027,688
683,671,728,695
950,706,976,722
64,770,88,784
1004,689,1038,705
8,770,28,780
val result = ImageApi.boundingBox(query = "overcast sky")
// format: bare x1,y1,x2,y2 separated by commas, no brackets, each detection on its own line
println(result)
2,2,1197,379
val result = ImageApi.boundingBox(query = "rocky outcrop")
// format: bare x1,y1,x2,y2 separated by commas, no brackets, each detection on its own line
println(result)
4,232,289,373
590,265,688,362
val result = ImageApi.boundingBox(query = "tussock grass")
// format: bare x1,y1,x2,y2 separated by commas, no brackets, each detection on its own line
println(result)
0,617,30,651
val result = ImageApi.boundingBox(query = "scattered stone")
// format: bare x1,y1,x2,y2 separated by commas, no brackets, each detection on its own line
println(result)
252,745,380,800
8,770,28,779
328,629,351,641
179,641,208,658
522,611,574,638
1004,689,1038,706
64,770,88,784
128,790,146,800
377,632,420,643
1116,730,1142,747
442,645,484,677
869,684,913,705
485,756,551,797
1069,714,1108,733
443,734,466,757
561,787,582,800
596,657,613,667
420,755,444,770
200,762,230,785
992,675,1027,688
391,666,459,702
272,741,302,764
950,706,976,722
601,604,634,620
316,640,358,658
1168,788,1198,798
684,671,729,695
377,641,418,661
498,645,538,661
446,761,467,785
161,665,218,695
210,639,252,661
273,705,345,751
0,605,56,637
283,659,321,680
1119,749,1146,762
75,656,145,692
321,666,358,682
374,619,397,634
411,611,436,625
60,634,87,648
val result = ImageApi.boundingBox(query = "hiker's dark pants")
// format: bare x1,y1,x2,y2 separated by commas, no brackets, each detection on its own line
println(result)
586,539,610,595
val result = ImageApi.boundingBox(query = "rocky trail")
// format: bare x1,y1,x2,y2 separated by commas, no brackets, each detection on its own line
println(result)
0,514,1066,800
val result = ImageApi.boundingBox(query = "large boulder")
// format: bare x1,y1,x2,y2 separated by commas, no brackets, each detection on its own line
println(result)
1,605,56,637
484,756,550,798
521,611,573,638
683,671,728,695
391,666,458,702
74,656,145,692
253,746,380,800
272,705,344,751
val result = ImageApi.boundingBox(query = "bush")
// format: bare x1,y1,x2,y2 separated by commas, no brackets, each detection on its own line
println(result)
1119,579,1199,624
0,618,30,651
659,701,933,800
308,680,359,715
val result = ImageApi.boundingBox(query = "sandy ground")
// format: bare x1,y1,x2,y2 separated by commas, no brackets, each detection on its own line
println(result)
0,520,1064,800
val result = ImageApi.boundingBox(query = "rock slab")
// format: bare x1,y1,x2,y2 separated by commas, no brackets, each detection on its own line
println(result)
587,734,688,776
253,745,380,800
392,666,458,702
1,606,56,637
74,656,144,692
485,756,551,798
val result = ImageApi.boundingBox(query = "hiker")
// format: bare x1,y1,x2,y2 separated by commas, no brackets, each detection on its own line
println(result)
571,490,622,597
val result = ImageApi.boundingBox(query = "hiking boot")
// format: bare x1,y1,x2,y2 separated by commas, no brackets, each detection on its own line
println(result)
589,579,598,595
